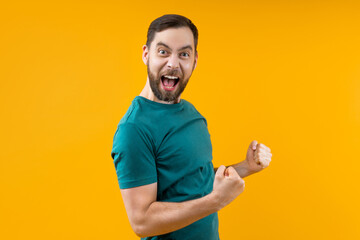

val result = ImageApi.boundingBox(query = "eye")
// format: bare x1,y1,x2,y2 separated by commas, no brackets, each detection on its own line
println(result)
180,52,190,57
159,49,167,55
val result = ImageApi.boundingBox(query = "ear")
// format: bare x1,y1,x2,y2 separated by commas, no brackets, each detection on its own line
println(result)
142,45,149,65
193,51,198,70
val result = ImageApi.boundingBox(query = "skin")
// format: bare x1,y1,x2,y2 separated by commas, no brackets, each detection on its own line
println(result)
216,141,273,177
121,26,273,238
140,27,197,104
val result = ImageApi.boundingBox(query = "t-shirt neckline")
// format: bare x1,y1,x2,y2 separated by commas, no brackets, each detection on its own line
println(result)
135,96,184,109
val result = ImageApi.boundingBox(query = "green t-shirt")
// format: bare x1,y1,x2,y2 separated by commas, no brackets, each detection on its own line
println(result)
111,96,219,240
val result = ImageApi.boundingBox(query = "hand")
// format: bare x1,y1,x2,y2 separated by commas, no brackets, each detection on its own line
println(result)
211,165,245,210
245,140,272,174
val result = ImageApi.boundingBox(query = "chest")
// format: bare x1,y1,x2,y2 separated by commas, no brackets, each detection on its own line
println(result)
155,117,213,170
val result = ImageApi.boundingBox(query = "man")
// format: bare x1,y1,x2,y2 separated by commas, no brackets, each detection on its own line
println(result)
111,14,272,240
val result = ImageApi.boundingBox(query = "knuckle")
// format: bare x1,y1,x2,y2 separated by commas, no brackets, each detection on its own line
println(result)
238,179,244,186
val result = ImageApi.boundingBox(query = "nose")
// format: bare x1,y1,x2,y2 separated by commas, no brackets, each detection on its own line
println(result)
167,54,180,69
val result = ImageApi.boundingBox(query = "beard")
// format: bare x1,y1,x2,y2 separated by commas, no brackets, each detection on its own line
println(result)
147,58,195,103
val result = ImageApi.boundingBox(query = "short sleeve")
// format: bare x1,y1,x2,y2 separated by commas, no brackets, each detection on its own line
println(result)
111,122,157,189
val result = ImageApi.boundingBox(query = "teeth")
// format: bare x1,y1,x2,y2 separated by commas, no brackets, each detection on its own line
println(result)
164,75,179,79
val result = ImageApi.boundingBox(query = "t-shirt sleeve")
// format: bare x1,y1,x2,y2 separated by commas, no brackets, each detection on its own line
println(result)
111,122,157,189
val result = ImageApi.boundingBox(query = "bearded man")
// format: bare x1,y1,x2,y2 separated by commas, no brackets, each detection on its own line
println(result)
111,14,272,240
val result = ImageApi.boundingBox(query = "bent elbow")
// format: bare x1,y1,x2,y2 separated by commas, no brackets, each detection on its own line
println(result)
133,224,144,238
132,223,151,238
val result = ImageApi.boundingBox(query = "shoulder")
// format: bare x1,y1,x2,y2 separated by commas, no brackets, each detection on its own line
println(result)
181,99,200,114
113,98,151,144
111,120,155,161
116,97,154,132
119,97,141,124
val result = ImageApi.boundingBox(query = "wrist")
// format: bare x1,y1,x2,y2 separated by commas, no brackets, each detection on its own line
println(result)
207,191,223,212
236,160,255,178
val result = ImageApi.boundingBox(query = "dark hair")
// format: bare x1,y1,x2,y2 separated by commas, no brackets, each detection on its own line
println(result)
146,14,199,53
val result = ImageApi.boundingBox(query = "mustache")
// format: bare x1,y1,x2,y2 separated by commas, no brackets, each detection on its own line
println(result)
161,70,181,77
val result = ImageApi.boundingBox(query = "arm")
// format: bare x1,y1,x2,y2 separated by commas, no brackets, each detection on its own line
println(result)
214,141,273,178
121,183,218,238
214,160,253,178
121,166,244,238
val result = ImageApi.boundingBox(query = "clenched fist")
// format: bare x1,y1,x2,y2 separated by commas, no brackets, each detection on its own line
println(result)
246,140,272,174
211,165,245,210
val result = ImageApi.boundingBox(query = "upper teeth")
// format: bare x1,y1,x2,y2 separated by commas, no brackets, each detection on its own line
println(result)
164,75,178,79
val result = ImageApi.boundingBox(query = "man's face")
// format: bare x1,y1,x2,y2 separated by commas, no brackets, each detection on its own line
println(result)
143,27,198,103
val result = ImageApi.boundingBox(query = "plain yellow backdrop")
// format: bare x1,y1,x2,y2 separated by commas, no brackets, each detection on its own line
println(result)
1,0,359,239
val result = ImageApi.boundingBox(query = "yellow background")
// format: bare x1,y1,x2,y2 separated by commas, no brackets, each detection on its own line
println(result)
1,0,359,239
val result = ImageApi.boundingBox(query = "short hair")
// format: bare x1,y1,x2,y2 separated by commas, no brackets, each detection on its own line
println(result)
146,14,199,53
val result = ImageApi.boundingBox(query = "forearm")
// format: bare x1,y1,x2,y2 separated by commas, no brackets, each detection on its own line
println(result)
214,160,254,178
136,193,219,238
231,160,254,178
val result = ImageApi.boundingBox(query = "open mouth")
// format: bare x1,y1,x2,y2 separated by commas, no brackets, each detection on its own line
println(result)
161,75,180,91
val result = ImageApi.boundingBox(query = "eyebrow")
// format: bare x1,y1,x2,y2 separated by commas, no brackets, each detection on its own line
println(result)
156,41,193,52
